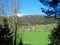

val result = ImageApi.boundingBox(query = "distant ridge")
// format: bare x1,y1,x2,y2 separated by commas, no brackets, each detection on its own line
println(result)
0,14,56,26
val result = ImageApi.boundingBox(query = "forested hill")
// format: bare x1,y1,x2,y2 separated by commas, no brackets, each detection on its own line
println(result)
0,15,57,26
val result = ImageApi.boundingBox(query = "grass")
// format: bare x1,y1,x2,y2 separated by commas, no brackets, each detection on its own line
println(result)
17,31,50,45
16,24,56,45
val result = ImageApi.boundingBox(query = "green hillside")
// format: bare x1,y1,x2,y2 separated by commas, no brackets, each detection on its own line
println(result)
10,15,57,25
0,15,57,28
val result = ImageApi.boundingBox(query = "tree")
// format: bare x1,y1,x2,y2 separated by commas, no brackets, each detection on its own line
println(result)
39,0,60,45
0,0,13,45
49,23,60,45
0,17,13,45
39,0,60,19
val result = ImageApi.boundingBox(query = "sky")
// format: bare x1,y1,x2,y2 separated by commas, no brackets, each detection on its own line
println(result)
0,0,46,15
19,0,45,15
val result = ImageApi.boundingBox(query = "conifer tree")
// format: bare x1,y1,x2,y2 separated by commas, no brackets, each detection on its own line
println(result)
39,0,60,45
0,17,13,45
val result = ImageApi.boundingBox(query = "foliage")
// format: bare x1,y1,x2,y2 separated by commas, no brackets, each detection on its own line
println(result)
39,0,60,45
49,23,60,45
0,17,13,45
0,15,57,27
18,38,23,45
39,0,60,19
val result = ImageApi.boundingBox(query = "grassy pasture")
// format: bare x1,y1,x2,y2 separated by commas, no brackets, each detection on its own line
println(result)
17,31,50,45
16,24,56,45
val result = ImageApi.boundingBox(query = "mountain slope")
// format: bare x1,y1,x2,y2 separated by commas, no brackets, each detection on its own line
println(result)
0,15,57,26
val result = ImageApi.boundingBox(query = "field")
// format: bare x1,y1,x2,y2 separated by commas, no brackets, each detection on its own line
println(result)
17,31,50,45
16,24,56,45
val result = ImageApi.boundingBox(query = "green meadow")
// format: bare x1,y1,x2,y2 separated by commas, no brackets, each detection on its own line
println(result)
16,24,56,45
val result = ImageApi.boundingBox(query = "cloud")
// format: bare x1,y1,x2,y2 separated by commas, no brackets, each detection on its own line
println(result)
17,13,24,17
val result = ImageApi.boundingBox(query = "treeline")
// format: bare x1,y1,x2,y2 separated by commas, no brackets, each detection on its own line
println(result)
0,15,57,26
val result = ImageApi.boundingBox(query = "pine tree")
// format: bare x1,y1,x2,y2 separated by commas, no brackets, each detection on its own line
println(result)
0,17,13,45
39,0,60,45
49,22,60,45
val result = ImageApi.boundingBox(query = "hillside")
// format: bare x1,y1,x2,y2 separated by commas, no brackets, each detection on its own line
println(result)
0,15,57,26
21,15,56,24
